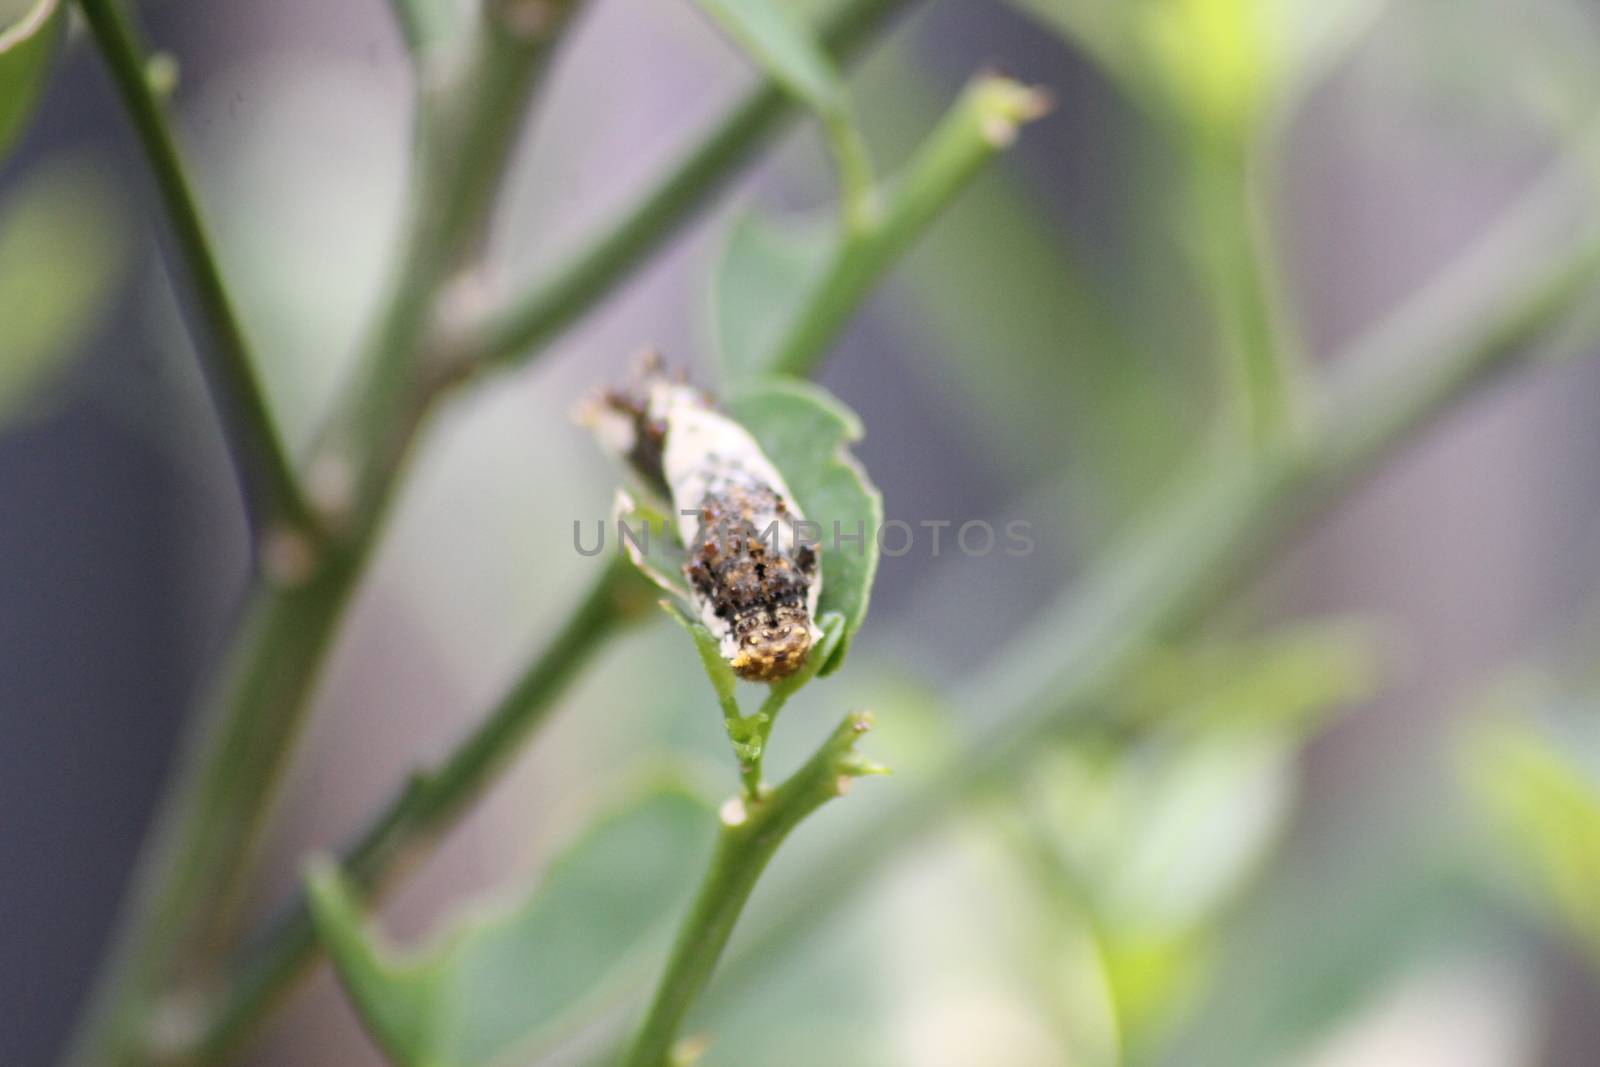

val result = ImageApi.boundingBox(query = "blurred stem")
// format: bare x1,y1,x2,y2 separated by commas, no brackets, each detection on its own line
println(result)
75,0,315,540
620,711,884,1067
824,105,878,233
321,0,586,534
189,558,650,1063
388,0,458,59
66,5,587,1066
65,556,369,1067
770,75,1051,378
471,0,916,371
1188,141,1301,451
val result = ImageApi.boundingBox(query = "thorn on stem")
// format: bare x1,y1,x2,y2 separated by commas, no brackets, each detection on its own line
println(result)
719,795,748,827
307,452,356,526
145,52,180,99
672,1033,711,1066
145,988,204,1061
262,526,317,587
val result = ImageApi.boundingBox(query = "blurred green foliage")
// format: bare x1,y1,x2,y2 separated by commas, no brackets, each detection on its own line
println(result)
0,158,129,429
996,619,1380,1062
0,0,64,162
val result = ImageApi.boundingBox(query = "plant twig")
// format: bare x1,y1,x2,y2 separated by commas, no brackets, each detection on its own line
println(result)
1188,143,1302,450
387,0,458,60
65,554,367,1067
189,559,650,1062
76,0,314,539
770,74,1052,378
620,711,885,1067
470,0,916,372
316,0,587,535
66,5,588,1065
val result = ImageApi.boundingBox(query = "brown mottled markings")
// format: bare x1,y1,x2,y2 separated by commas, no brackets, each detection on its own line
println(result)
687,480,818,681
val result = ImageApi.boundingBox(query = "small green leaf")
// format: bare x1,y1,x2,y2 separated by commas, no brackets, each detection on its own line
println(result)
709,210,834,388
693,0,848,119
310,784,717,1067
726,380,882,674
0,157,130,428
0,0,64,163
305,864,444,1066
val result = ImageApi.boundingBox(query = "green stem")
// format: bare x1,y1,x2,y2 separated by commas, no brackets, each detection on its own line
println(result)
387,0,459,59
66,551,368,1067
472,0,915,371
188,559,650,1063
76,0,314,538
1188,141,1300,450
322,0,585,532
823,105,878,234
620,711,883,1067
67,7,586,1066
770,75,1051,378
738,614,845,793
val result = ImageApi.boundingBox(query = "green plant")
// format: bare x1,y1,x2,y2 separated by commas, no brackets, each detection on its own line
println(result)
6,0,1600,1064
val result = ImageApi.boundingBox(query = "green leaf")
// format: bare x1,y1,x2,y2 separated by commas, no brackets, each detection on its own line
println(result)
0,157,130,428
309,783,717,1067
0,0,64,163
693,0,849,119
726,379,882,674
709,209,834,388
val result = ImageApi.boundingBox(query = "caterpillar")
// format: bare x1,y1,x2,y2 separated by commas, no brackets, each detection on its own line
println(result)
579,354,822,682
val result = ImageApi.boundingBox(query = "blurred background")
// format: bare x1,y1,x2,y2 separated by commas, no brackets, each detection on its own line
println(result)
6,0,1600,1064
